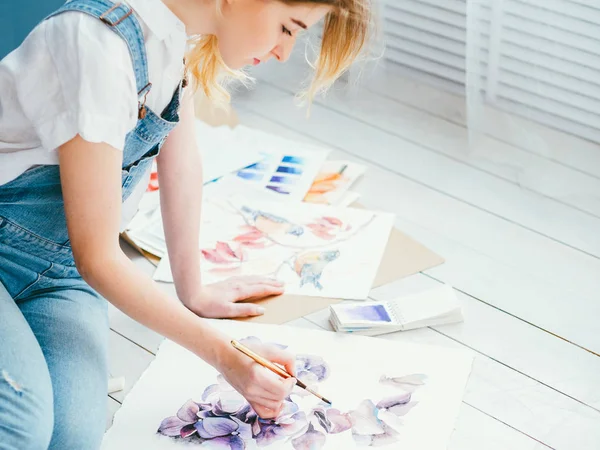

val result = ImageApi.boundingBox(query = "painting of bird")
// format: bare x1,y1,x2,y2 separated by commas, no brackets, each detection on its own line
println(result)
240,205,304,237
291,250,341,290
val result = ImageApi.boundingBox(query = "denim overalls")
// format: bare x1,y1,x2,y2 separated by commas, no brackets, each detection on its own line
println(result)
0,1,184,448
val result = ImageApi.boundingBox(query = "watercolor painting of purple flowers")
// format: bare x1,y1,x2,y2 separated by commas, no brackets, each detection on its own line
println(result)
157,336,427,449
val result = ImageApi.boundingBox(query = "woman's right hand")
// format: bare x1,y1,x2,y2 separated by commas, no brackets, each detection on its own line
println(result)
216,339,297,419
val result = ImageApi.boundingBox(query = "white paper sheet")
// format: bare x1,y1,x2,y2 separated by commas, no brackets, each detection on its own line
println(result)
102,320,473,450
196,121,266,184
153,196,394,300
335,191,361,208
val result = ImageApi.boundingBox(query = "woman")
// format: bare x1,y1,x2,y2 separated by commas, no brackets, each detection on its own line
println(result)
0,0,370,448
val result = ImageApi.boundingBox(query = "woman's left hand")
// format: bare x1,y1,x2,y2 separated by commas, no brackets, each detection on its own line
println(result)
185,276,285,318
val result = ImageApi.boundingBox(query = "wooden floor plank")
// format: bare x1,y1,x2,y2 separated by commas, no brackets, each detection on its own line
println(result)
449,403,551,450
108,331,154,404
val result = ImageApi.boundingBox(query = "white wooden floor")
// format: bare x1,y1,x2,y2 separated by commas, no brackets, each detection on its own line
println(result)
106,58,600,450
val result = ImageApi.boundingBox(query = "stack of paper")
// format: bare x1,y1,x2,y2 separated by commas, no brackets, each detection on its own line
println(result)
123,122,391,301
329,284,463,335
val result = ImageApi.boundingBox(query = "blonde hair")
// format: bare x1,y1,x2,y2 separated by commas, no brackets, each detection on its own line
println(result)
184,0,372,106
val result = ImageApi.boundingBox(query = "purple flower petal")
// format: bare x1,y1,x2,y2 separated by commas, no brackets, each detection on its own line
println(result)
326,409,353,434
177,399,200,422
202,384,221,401
352,431,373,446
239,336,262,346
295,355,330,383
255,425,284,447
376,393,412,410
217,374,234,391
181,423,198,438
379,374,427,392
198,435,245,449
295,357,310,372
157,416,188,437
234,403,253,423
251,417,261,437
371,423,401,446
349,400,385,435
388,401,418,417
297,370,319,385
228,435,247,450
291,423,326,450
215,391,247,415
197,410,212,419
277,400,299,421
308,364,329,381
197,416,239,438
231,418,253,440
270,342,288,350
311,408,331,433
274,411,309,437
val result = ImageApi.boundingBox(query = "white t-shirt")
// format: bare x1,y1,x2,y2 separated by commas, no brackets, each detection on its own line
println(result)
0,0,188,228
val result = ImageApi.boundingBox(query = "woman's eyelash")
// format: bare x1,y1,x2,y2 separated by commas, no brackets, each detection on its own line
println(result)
282,25,292,36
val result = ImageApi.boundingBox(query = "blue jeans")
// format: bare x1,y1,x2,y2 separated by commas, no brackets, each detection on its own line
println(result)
0,240,109,450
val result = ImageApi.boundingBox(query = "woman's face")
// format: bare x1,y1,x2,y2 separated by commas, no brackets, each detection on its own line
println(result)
215,0,332,69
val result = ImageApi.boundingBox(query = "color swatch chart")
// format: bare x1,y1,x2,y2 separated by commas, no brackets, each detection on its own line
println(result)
235,148,328,201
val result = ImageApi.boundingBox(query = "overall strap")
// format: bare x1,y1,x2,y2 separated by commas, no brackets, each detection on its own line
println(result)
45,0,152,119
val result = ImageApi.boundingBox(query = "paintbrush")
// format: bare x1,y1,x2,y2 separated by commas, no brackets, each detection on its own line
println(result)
231,339,332,405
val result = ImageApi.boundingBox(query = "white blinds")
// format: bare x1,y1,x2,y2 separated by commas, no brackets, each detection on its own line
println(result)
378,0,600,143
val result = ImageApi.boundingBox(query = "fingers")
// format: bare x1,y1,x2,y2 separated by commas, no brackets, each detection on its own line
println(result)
260,346,297,377
231,276,284,287
252,403,281,419
230,284,284,304
254,397,284,412
229,302,265,317
251,378,297,419
249,364,296,399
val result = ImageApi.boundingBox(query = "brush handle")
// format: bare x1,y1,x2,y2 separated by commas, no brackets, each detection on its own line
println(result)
231,340,314,394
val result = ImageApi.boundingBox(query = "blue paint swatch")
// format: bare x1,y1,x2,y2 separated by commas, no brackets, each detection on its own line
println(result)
244,162,270,171
281,155,306,165
339,304,392,323
276,166,303,175
266,185,290,195
270,175,297,185
237,171,264,181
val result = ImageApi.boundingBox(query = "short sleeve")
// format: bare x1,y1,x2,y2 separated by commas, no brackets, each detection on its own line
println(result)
17,11,139,151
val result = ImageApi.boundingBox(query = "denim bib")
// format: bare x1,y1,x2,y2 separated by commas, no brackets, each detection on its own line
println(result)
0,0,183,267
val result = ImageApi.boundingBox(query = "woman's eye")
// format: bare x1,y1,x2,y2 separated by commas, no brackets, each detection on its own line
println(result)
282,25,292,36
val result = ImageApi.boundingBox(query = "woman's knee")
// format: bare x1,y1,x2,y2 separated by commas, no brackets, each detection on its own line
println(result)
0,368,54,450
